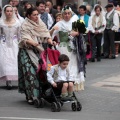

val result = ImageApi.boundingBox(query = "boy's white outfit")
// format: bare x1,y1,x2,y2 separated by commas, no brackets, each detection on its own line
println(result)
47,65,73,85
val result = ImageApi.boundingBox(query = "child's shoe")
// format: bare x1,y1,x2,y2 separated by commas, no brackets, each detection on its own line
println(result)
68,92,73,97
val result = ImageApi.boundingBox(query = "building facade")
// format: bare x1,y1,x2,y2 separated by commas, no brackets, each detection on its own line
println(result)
55,0,120,7
55,0,108,8
0,0,108,7
1,0,120,7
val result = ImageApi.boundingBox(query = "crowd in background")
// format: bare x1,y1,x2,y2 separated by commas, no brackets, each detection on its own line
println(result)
0,0,120,104
2,0,119,59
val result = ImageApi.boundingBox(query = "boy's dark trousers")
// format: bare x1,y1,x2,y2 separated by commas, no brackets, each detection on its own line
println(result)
90,33,102,59
103,29,115,57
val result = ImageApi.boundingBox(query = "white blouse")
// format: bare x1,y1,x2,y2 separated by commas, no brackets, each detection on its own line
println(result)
47,66,73,85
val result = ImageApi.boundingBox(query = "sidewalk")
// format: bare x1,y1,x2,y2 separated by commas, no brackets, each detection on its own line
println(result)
92,74,120,92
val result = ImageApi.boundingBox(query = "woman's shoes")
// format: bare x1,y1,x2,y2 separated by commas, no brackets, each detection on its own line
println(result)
97,58,101,62
103,55,109,59
90,58,95,62
90,58,101,62
110,55,116,59
27,99,34,105
6,81,12,90
26,97,34,105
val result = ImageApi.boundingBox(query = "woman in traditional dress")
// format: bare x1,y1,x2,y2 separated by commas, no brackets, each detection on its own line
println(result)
18,7,53,104
0,5,21,89
52,5,85,91
13,6,24,24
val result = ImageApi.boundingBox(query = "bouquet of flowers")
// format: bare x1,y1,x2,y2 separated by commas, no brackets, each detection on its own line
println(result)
95,25,105,30
72,19,86,34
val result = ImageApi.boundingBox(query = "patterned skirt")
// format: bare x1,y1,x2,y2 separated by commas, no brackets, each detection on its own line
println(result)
18,49,40,99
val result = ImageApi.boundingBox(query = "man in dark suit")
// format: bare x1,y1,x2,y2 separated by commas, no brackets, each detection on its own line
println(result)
46,0,58,20
11,0,25,17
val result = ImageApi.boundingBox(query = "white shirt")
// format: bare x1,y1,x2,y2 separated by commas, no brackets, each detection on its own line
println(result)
88,15,106,33
71,14,79,22
115,10,120,28
80,16,84,21
106,9,119,31
47,66,73,85
47,13,54,29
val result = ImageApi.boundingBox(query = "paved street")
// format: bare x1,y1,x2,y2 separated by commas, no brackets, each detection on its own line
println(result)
0,56,120,120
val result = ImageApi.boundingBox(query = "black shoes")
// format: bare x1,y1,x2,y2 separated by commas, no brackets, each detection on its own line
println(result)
103,54,116,59
27,99,34,105
110,55,116,59
90,58,95,62
90,58,101,62
97,58,101,62
6,81,12,90
103,55,109,59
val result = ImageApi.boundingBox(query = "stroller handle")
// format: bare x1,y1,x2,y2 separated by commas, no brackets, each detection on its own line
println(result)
53,45,57,50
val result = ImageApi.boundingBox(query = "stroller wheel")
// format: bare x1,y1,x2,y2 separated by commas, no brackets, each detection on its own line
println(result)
60,101,64,107
71,102,77,111
57,102,61,112
26,96,28,101
39,98,45,108
34,99,40,108
77,102,82,111
51,102,57,112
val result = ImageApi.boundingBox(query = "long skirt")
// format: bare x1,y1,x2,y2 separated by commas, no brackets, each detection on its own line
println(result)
0,41,18,81
18,49,40,99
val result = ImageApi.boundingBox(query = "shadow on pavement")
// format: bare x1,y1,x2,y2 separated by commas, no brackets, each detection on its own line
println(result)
0,86,18,90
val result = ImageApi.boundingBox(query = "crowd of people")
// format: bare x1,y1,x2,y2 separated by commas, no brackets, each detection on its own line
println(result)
0,0,120,105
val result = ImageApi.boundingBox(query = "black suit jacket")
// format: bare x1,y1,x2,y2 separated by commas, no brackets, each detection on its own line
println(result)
50,8,58,20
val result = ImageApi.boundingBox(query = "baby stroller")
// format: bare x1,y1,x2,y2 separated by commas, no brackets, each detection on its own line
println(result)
34,46,82,112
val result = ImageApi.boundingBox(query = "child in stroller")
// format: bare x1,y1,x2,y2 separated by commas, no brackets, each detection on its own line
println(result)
47,54,73,98
34,50,82,112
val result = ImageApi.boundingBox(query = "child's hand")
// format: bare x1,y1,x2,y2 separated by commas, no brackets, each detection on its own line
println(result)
52,82,57,88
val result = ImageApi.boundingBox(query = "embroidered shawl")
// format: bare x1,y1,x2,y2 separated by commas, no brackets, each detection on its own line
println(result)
19,17,51,47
